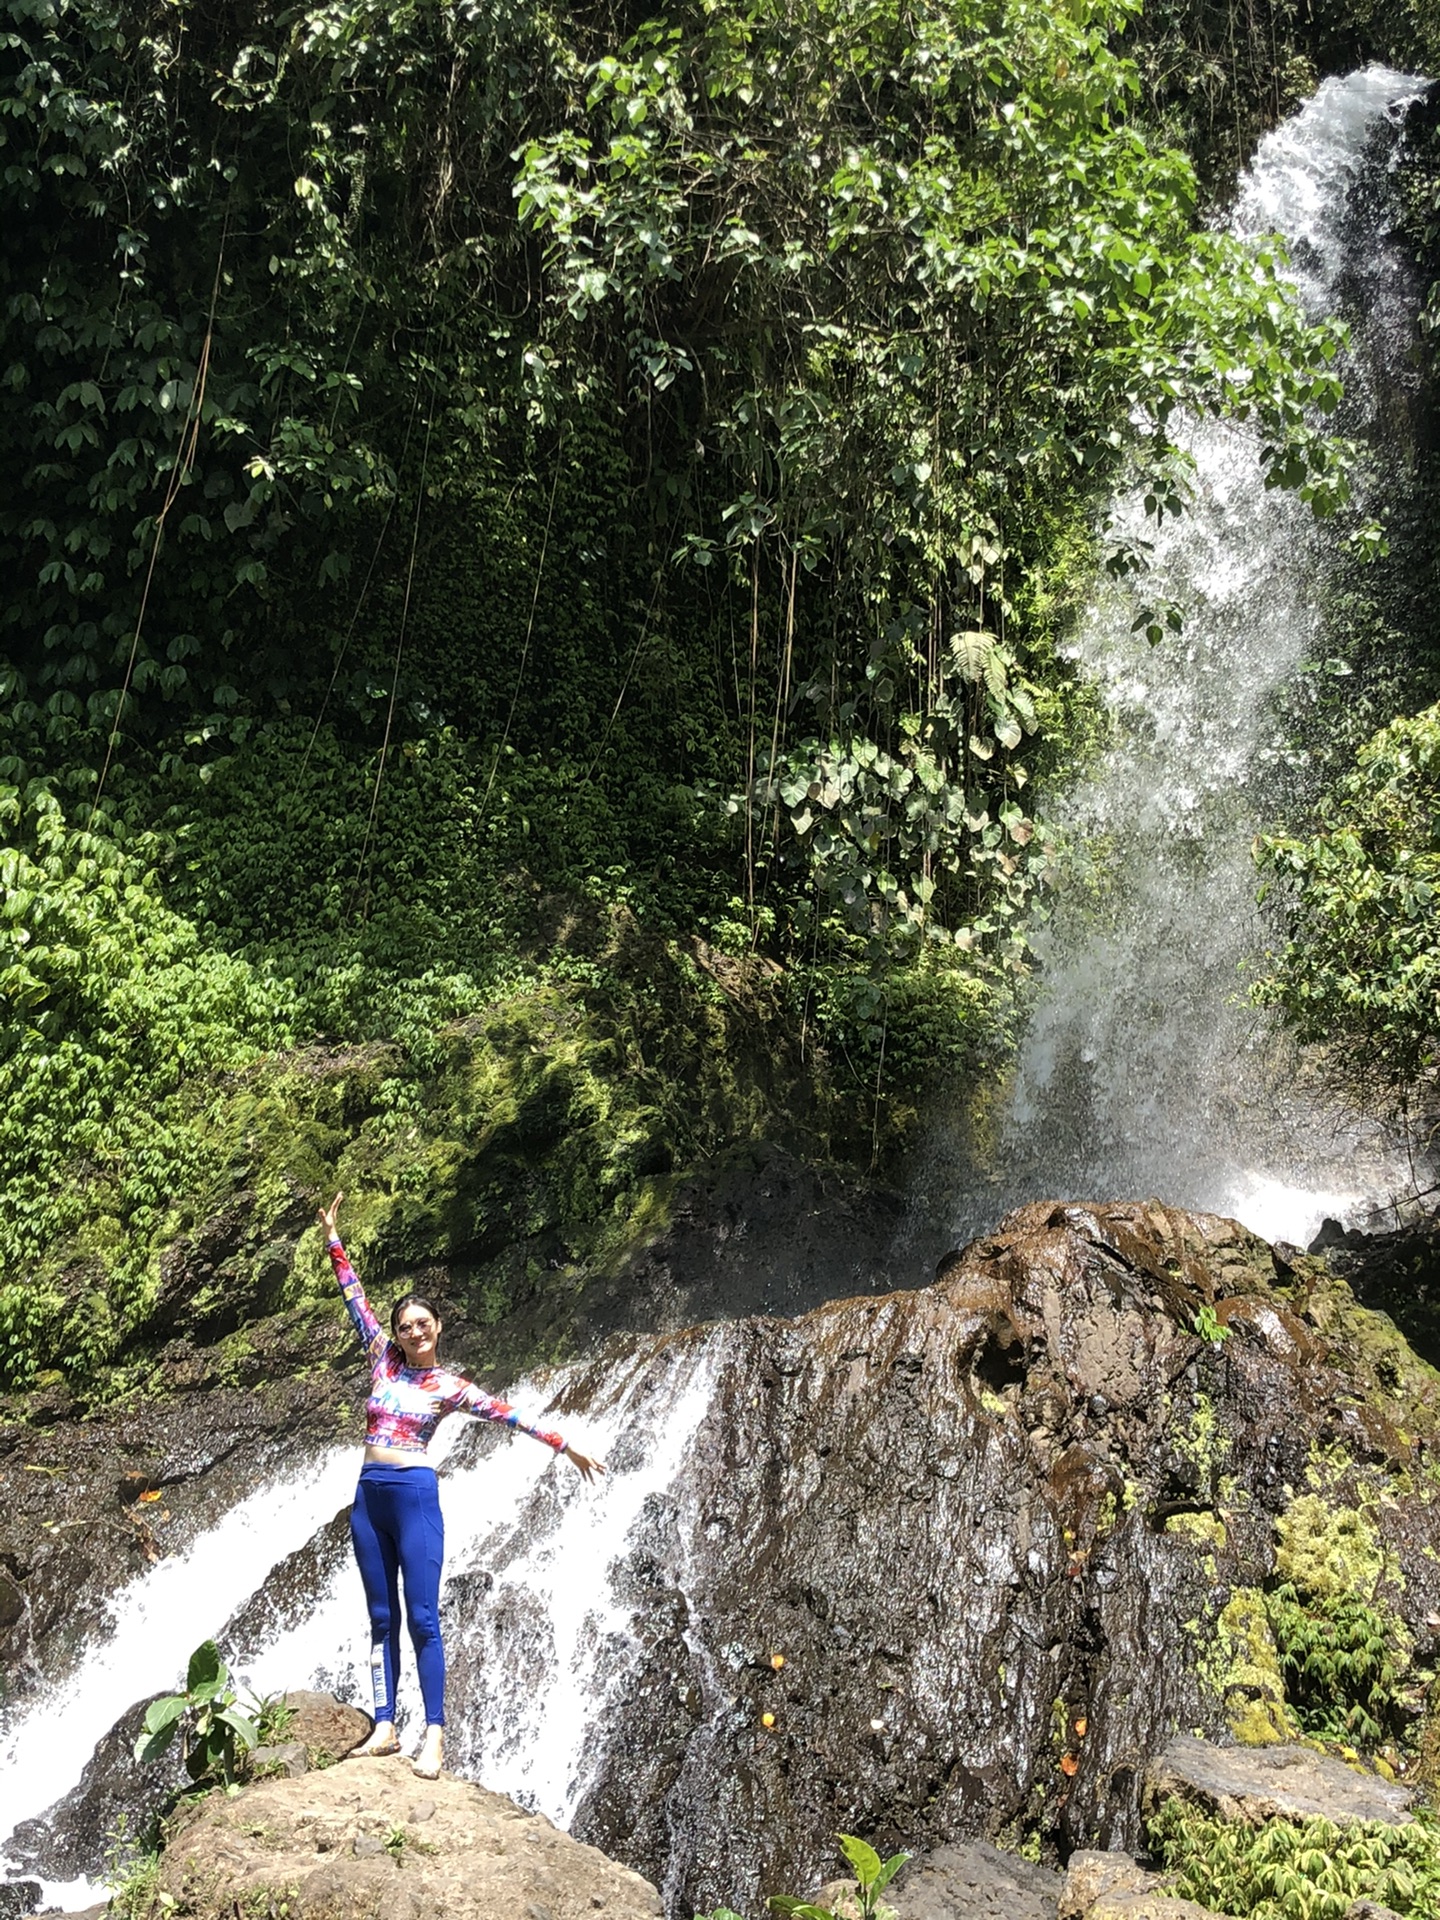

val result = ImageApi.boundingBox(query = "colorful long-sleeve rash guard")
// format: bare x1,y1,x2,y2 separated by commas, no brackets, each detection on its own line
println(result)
329,1237,567,1457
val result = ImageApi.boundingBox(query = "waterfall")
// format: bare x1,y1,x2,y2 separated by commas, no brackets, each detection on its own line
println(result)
0,1451,355,1888
947,66,1429,1251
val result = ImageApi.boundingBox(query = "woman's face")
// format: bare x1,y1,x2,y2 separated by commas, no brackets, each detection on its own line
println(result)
393,1304,441,1368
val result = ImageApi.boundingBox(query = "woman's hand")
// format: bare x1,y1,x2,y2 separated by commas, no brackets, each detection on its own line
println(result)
565,1447,606,1484
317,1191,344,1240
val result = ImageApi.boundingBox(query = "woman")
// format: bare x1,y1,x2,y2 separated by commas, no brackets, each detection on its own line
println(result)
319,1192,604,1780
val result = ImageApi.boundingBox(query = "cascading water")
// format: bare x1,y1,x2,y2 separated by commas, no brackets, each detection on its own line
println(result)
236,1333,720,1823
0,1449,358,1892
946,66,1431,1251
2,65,1435,1920
0,1336,720,1898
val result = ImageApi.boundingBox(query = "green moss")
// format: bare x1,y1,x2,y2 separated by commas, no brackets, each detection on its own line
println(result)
1262,1489,1414,1747
1174,1392,1230,1478
1166,1510,1228,1554
1299,1269,1440,1449
13,916,885,1403
1274,1495,1387,1603
1198,1588,1294,1747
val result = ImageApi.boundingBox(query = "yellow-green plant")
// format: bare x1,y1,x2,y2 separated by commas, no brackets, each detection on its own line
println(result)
1148,1797,1440,1919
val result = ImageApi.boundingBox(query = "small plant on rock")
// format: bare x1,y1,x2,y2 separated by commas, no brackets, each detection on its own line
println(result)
104,1814,169,1920
1192,1303,1230,1347
767,1835,910,1920
133,1639,260,1788
252,1691,297,1748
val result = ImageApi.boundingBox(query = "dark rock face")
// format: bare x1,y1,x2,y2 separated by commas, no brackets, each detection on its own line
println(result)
1309,1210,1440,1369
5,1695,184,1879
552,1201,1440,1915
577,1144,906,1335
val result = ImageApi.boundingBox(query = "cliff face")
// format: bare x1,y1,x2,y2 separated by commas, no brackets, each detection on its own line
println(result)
542,1203,1440,1913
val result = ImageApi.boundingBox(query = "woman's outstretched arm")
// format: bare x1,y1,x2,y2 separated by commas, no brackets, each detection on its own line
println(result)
317,1191,386,1367
453,1379,606,1481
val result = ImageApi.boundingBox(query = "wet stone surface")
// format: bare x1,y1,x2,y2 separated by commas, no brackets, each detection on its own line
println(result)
1145,1733,1414,1830
889,1841,1063,1919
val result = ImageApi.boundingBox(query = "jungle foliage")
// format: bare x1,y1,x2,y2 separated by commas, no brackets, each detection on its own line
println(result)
0,0,1418,1385
1256,702,1440,1104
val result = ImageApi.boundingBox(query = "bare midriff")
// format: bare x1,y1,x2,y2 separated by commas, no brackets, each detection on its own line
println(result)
363,1442,431,1467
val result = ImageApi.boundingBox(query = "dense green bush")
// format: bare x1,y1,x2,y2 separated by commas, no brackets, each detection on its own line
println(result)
1265,1582,1413,1744
1148,1798,1440,1920
1256,702,1440,1101
0,786,297,1377
1,0,1424,1401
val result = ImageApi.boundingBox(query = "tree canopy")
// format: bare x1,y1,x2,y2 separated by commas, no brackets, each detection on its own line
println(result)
0,0,1408,1387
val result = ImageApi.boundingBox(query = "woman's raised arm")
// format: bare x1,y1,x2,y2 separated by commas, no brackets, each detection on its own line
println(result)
318,1191,386,1365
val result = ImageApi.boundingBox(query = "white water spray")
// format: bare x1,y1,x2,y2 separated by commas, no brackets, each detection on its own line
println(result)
0,1449,357,1873
956,68,1428,1250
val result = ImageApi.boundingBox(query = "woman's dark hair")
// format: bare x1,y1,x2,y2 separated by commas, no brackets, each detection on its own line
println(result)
390,1292,443,1337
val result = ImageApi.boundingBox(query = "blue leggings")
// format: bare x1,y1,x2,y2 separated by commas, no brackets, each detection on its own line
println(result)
349,1463,446,1726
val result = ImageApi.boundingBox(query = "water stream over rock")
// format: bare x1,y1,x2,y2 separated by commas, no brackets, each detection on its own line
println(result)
3,66,1437,1920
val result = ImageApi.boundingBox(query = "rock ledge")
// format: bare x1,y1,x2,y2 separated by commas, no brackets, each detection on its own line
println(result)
155,1757,664,1920
1145,1735,1414,1831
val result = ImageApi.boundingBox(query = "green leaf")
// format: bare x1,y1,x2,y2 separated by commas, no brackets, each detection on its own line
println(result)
186,1639,224,1695
872,1854,909,1896
143,1693,188,1737
838,1836,883,1888
948,631,996,684
216,1707,260,1749
133,1712,182,1763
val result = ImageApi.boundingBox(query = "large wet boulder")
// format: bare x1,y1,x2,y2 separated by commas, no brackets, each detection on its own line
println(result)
12,1199,1440,1920
548,1201,1440,1912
